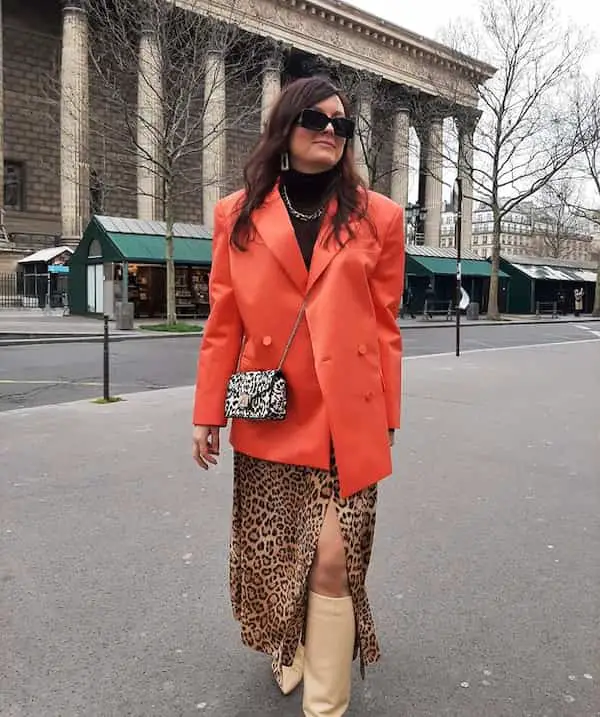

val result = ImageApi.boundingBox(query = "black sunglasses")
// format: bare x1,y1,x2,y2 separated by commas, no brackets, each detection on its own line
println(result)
297,108,355,139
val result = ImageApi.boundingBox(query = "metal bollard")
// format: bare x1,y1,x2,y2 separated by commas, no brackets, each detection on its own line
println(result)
103,315,110,402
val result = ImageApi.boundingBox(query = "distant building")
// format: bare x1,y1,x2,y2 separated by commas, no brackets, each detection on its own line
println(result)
441,201,594,262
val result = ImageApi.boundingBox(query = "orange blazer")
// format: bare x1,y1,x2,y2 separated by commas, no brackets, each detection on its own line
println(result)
193,185,405,498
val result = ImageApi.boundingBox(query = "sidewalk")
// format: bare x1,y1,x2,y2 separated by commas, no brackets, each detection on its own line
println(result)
0,310,203,345
0,308,599,346
1,341,598,716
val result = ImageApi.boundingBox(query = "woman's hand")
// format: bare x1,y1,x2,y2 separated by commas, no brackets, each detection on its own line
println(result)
193,425,221,470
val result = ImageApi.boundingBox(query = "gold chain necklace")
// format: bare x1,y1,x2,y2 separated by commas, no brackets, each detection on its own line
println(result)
281,184,326,222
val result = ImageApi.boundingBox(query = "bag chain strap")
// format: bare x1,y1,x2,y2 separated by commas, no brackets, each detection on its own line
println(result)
276,297,308,372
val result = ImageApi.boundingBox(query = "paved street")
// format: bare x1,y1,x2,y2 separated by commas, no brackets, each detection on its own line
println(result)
1,338,599,716
1,321,599,411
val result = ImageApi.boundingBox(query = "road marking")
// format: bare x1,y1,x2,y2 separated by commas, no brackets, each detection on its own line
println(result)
574,324,600,338
405,337,600,360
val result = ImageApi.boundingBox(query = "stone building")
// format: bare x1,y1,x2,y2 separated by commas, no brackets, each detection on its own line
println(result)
440,201,594,262
0,0,495,271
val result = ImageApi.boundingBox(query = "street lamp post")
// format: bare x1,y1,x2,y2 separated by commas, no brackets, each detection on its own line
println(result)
406,202,427,246
453,177,463,357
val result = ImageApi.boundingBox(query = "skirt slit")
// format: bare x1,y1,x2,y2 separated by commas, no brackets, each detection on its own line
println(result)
230,451,382,677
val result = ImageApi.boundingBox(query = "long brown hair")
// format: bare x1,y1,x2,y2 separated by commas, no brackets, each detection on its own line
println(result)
231,76,368,250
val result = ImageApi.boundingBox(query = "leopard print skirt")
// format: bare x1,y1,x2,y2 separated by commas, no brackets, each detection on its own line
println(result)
230,451,381,678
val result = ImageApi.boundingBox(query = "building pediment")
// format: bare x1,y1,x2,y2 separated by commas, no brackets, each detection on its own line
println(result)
183,0,495,107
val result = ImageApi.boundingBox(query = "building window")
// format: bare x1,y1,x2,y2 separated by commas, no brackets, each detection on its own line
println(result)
88,239,102,259
4,161,25,211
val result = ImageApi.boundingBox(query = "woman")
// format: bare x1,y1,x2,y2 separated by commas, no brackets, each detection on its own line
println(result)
574,287,584,317
192,76,404,716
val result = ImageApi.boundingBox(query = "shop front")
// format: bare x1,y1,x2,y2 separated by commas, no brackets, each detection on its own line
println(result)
69,216,212,318
17,246,74,309
114,263,210,318
499,255,597,314
406,246,510,314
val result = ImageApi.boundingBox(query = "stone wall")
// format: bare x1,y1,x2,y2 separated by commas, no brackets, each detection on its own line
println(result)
370,109,393,198
88,65,138,219
224,64,262,198
3,4,61,225
170,93,204,225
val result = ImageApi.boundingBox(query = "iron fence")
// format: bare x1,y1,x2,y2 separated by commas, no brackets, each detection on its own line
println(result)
0,272,68,309
0,272,23,308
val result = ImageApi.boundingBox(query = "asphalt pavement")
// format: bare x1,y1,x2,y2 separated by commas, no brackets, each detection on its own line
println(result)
1,321,599,411
1,338,599,716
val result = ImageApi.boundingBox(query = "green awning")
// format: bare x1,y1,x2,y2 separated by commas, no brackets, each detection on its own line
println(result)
108,232,212,264
408,255,509,278
71,216,213,266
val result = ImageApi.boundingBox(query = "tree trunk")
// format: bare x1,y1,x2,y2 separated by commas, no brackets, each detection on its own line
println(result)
164,178,177,326
593,254,600,317
486,212,502,320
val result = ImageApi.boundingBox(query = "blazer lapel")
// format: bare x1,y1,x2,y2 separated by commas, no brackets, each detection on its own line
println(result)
252,186,308,293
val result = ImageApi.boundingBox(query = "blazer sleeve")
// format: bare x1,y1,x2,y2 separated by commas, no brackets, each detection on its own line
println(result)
370,206,405,429
192,201,243,426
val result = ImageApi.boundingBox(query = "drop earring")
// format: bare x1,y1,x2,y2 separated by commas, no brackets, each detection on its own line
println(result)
281,151,290,172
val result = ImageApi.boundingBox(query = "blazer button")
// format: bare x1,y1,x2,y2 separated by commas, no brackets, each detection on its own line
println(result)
358,344,367,355
365,391,374,402
262,335,272,347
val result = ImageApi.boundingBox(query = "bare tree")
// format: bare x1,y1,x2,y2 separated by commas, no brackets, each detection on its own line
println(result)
437,0,588,319
531,180,588,260
61,0,265,325
572,74,600,316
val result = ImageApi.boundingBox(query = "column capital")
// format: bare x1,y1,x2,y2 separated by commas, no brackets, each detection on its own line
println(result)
263,41,285,70
394,103,411,117
62,0,87,12
414,113,443,145
355,71,379,102
140,15,158,36
455,108,482,137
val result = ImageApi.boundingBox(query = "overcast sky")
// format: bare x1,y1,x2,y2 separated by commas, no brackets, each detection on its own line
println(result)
346,0,599,74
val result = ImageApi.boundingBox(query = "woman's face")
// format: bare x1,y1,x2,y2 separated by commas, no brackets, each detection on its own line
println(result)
288,94,348,174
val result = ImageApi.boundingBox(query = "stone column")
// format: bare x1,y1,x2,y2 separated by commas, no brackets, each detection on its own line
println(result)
457,112,479,251
0,0,4,241
390,106,410,209
60,0,90,243
354,88,372,186
261,53,281,129
137,25,163,221
202,51,226,229
417,117,443,247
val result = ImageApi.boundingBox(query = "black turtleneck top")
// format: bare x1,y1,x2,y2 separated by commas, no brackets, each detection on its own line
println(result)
279,167,337,269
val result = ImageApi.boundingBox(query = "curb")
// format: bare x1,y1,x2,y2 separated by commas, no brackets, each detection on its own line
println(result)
0,332,104,340
399,317,600,330
1,317,598,345
0,331,204,347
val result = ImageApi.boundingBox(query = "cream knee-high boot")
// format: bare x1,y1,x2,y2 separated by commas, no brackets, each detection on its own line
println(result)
273,644,305,695
302,591,356,717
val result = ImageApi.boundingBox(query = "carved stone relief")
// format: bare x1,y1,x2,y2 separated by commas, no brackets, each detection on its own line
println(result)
179,0,485,108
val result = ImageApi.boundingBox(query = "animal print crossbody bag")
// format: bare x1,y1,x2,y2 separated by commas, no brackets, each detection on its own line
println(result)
225,298,308,421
